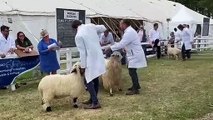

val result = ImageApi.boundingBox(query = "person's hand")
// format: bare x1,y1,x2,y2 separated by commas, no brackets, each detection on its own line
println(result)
80,68,85,75
48,47,54,51
105,46,111,51
0,54,6,58
8,48,14,54
24,47,30,53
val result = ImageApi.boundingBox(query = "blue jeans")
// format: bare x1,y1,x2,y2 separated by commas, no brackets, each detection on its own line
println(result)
86,77,99,105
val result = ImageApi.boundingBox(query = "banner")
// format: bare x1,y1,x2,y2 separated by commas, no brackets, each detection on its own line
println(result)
0,56,40,87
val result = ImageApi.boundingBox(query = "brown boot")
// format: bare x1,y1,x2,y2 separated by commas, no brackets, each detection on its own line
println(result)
84,103,101,109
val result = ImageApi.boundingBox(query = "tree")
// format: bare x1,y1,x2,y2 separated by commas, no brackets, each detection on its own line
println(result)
170,0,213,17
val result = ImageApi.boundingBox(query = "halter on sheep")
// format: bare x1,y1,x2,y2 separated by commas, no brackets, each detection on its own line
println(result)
101,51,123,96
38,63,85,112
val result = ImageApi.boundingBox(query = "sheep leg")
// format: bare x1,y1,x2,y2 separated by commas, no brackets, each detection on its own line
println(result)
42,94,53,112
118,88,122,91
109,88,113,96
42,98,52,112
118,81,122,91
72,97,78,108
175,55,178,60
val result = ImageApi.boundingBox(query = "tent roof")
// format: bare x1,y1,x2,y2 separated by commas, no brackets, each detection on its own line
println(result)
172,6,196,23
0,0,211,23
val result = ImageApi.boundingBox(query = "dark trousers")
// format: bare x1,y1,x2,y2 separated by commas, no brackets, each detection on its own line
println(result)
153,39,161,59
142,45,147,56
128,68,140,90
182,44,191,60
86,77,99,105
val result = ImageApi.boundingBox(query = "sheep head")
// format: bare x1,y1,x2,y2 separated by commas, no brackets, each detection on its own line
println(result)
167,43,172,48
71,62,81,74
110,51,122,61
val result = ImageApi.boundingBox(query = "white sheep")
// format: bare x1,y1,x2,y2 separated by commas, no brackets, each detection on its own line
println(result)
38,62,85,112
167,44,181,60
101,51,123,96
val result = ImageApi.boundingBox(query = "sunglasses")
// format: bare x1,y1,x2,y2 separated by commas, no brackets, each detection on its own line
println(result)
19,35,25,37
4,30,9,33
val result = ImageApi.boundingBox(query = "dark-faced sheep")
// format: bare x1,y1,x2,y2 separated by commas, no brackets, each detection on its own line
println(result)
167,44,181,60
38,63,85,112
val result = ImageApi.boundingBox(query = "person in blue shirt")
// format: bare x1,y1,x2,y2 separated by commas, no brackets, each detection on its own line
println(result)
37,29,60,75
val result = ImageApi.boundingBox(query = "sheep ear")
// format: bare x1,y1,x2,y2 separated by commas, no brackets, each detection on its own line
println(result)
71,68,77,74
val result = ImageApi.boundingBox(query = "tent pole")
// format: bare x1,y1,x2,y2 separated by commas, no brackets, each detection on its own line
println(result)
100,17,119,39
130,19,139,29
91,18,98,25
109,18,120,39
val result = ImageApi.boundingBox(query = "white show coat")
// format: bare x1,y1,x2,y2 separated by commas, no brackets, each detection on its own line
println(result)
180,28,193,50
75,24,106,83
110,26,147,68
0,33,15,54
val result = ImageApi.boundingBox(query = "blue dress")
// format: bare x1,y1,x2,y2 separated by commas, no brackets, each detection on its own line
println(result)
37,38,60,73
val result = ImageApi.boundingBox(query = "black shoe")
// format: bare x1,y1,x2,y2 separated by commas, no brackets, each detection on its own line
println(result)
84,103,101,109
126,90,139,95
82,99,92,105
128,86,141,91
127,87,133,91
0,86,7,89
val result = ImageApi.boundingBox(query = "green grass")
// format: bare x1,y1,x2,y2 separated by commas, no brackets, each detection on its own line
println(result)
0,53,213,120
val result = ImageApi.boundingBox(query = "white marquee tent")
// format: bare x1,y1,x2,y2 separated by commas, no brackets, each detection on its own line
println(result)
0,0,212,49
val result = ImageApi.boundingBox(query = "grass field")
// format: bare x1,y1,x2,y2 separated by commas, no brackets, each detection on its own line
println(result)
0,52,213,120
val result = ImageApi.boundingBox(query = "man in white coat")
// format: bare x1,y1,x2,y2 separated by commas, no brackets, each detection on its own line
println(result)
105,19,147,95
149,23,162,59
0,25,15,58
177,24,193,60
72,20,106,109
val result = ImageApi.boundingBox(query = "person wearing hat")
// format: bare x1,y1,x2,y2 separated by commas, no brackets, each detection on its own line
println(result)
0,25,16,58
37,29,60,75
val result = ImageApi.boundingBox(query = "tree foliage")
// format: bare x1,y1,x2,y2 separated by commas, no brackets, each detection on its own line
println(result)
170,0,213,17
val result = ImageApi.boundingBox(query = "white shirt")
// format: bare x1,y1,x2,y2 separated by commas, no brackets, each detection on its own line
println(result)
149,29,161,42
138,30,144,42
0,33,15,54
174,31,181,42
100,32,114,45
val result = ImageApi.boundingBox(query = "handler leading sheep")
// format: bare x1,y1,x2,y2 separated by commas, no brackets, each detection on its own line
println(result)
72,20,106,109
105,19,147,95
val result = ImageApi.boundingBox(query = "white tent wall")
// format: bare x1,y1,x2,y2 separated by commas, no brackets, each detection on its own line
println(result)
0,14,92,51
0,15,56,50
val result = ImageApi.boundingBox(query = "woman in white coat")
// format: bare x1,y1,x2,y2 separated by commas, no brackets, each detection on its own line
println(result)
105,19,147,95
72,20,106,109
177,24,193,60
